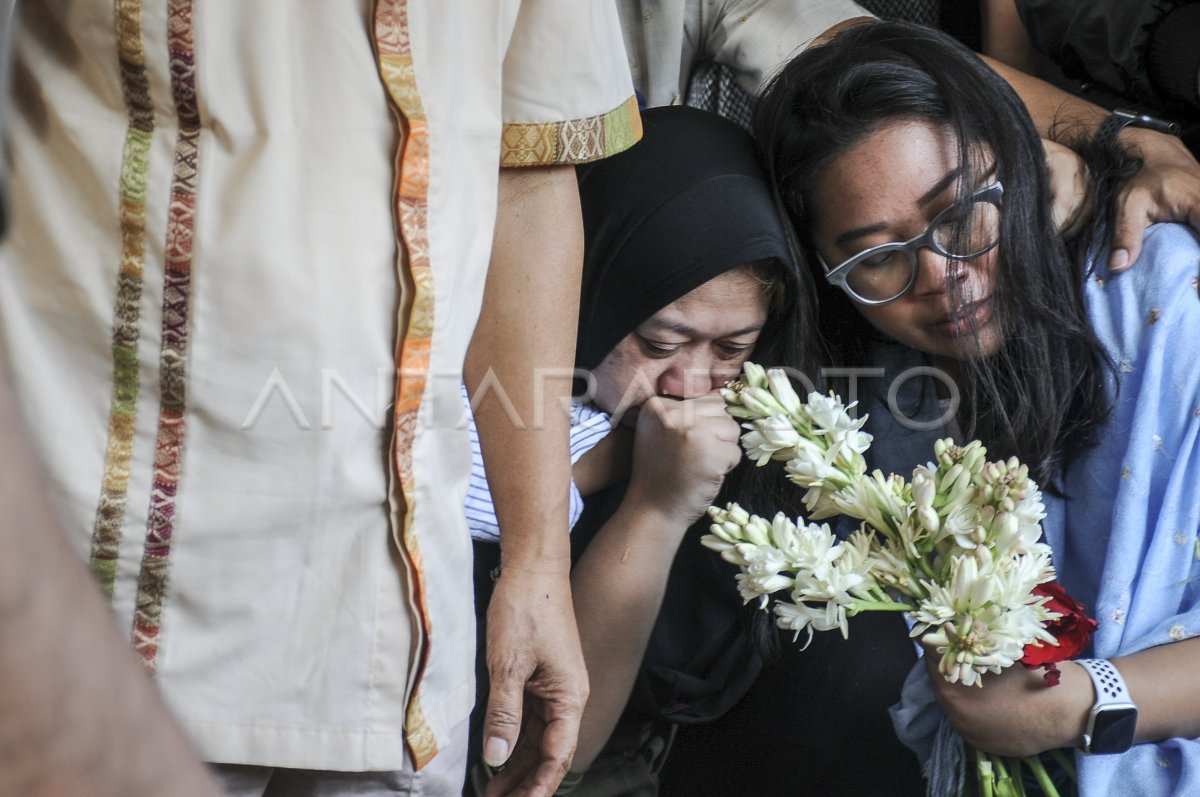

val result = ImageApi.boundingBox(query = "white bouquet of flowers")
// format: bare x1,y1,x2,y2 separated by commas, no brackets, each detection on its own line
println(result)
704,363,1079,796
704,362,1061,685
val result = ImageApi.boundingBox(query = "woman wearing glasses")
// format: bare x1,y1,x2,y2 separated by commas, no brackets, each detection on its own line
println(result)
753,20,1200,796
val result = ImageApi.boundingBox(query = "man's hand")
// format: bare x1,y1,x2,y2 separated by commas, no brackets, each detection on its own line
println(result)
1108,129,1200,272
483,565,588,797
982,56,1200,276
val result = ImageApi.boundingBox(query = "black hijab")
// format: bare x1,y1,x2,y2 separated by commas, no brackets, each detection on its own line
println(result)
574,105,799,372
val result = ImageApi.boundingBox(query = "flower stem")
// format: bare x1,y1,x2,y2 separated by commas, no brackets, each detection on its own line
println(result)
1047,748,1076,782
976,748,996,797
847,600,915,615
992,757,1016,797
1025,755,1060,797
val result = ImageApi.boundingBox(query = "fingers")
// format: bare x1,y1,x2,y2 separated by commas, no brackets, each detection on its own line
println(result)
1109,187,1152,272
481,567,588,797
481,667,525,769
1106,130,1200,272
482,709,560,797
638,394,740,433
519,704,581,797
483,673,586,797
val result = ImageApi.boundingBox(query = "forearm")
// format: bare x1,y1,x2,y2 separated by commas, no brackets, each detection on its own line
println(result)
1036,639,1200,751
984,51,1200,251
987,51,1190,159
466,165,583,573
931,633,1200,757
0,377,218,797
569,502,685,771
1117,636,1200,744
982,53,1108,135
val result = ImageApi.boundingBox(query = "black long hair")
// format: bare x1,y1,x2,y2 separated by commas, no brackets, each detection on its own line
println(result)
753,20,1125,489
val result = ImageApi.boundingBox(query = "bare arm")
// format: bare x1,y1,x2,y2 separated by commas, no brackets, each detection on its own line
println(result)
980,0,1035,74
927,637,1200,757
0,372,220,797
466,165,588,797
570,394,740,771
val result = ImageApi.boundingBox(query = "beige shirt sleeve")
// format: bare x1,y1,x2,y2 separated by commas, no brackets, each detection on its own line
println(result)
500,0,642,166
703,0,874,96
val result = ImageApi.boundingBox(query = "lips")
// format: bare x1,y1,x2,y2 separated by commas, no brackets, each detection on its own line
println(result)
928,297,993,336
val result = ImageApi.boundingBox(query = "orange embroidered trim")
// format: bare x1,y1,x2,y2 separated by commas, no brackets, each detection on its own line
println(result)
500,94,641,167
373,0,439,769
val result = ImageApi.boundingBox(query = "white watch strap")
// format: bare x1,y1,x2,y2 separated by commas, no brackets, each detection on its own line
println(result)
1078,658,1132,706
1078,657,1138,754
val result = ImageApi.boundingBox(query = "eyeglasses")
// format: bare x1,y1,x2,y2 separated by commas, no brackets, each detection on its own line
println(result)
819,181,1004,305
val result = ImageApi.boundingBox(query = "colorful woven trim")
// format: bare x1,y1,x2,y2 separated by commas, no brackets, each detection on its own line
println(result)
373,0,439,769
499,94,642,167
89,0,154,597
130,0,200,673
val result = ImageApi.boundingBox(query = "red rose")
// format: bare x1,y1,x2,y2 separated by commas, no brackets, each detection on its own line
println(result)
1021,581,1099,680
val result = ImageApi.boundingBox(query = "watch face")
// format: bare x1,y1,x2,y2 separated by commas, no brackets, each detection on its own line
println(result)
1091,705,1138,754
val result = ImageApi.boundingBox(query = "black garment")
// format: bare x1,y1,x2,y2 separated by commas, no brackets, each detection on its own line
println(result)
1015,0,1200,156
1016,0,1200,111
658,611,923,797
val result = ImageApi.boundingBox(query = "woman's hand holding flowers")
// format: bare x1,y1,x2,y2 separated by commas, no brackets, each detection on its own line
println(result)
923,643,1092,758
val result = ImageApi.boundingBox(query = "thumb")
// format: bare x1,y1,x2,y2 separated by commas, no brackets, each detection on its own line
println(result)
1108,192,1150,272
481,669,524,768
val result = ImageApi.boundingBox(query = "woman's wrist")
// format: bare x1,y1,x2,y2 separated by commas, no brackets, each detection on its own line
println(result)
614,486,704,543
1051,660,1099,750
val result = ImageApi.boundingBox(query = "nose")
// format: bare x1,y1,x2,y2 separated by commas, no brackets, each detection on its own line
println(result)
657,352,725,399
911,246,967,297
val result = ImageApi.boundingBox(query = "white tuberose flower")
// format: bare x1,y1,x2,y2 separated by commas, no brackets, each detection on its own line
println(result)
742,414,802,466
733,544,794,608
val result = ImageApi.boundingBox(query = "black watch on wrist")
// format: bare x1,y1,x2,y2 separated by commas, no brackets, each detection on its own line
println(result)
1094,108,1181,150
1077,658,1139,755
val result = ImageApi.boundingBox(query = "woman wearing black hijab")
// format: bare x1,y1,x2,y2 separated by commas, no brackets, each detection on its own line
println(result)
470,106,923,796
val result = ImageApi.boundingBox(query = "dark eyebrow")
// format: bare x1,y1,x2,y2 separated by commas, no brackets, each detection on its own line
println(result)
641,319,765,339
833,166,963,248
918,167,963,206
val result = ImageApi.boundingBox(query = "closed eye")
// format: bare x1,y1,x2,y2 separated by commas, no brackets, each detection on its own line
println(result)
717,340,758,360
856,250,904,269
637,335,682,357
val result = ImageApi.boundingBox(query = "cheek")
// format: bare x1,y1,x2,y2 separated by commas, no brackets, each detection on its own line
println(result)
719,350,756,379
857,304,917,345
589,345,656,413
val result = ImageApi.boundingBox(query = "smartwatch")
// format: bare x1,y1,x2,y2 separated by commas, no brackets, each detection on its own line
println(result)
1077,658,1138,755
1095,108,1181,150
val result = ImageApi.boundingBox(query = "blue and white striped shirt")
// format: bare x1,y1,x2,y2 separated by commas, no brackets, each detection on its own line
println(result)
462,384,613,543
